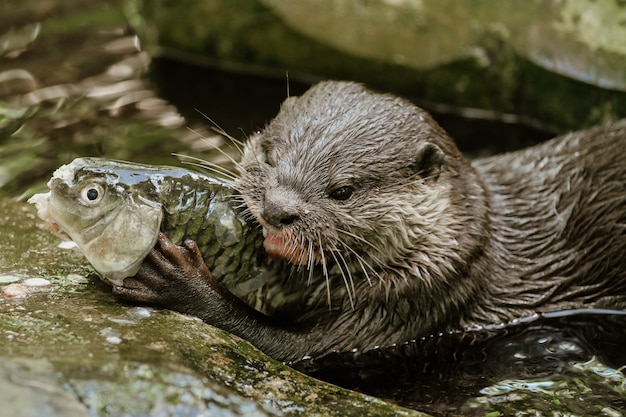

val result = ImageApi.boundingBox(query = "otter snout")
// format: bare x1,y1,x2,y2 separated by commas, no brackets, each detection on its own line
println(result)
262,187,301,229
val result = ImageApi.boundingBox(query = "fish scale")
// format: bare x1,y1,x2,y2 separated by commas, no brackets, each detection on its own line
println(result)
156,172,265,292
29,157,266,299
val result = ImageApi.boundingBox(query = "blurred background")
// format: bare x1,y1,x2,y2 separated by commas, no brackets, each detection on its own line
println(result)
1,0,625,198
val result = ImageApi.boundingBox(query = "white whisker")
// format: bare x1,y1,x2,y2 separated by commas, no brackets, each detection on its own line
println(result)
306,238,315,285
185,126,242,169
317,235,331,309
329,243,355,308
173,152,238,182
193,109,245,152
336,227,386,268
339,240,381,285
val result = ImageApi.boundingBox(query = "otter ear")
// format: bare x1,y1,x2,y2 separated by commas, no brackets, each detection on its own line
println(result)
412,142,444,180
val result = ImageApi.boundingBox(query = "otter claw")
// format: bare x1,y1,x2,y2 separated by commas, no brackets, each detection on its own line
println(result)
112,284,158,304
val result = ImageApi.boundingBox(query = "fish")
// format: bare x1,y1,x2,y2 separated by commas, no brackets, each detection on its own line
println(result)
28,157,265,294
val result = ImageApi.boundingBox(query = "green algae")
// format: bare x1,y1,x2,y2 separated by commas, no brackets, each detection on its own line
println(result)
0,198,92,278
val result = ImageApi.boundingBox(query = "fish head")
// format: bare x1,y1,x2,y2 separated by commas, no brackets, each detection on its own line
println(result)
30,157,163,285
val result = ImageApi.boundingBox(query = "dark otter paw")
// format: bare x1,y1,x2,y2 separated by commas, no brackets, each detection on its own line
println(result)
112,233,216,309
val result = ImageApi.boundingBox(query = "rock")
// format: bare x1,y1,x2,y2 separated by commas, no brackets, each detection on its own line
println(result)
126,0,626,131
0,195,425,416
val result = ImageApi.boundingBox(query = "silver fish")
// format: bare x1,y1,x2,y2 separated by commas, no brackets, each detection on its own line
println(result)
29,157,265,292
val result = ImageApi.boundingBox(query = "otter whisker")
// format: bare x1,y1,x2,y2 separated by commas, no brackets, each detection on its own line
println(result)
231,202,254,220
218,193,246,205
335,227,378,251
306,238,315,285
184,125,243,169
299,234,309,269
193,109,245,154
329,242,356,308
228,197,262,231
285,235,299,263
173,153,238,182
317,235,332,309
230,195,245,206
231,199,254,214
337,240,381,286
354,255,374,286
287,233,310,272
335,243,359,297
336,235,381,277
336,227,386,268
179,160,237,183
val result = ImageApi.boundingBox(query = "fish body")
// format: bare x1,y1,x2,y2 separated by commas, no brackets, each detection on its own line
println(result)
29,158,265,290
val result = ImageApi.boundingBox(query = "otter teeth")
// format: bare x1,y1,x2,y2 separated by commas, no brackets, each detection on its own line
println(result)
262,228,268,238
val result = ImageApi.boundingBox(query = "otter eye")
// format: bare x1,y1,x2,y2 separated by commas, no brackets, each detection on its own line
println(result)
80,183,104,205
329,186,354,201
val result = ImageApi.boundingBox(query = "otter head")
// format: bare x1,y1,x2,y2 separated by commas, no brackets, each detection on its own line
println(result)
236,81,475,282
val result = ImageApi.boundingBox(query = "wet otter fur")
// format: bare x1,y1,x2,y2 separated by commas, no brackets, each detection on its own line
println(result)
114,81,626,363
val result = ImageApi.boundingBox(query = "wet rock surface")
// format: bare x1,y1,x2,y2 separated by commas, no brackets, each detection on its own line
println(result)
0,196,424,416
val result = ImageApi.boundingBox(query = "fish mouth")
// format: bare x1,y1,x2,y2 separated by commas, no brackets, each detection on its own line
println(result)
28,191,61,230
262,229,316,266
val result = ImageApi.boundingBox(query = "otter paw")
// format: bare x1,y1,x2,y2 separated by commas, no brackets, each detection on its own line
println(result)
113,233,216,308
112,277,162,304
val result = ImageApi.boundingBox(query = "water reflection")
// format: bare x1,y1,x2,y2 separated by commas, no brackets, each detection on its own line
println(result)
0,16,232,198
294,311,626,416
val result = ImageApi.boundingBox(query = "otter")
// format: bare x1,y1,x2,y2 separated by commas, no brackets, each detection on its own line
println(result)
113,81,626,363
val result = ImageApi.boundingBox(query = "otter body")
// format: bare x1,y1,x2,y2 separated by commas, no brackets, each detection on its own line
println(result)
115,81,626,363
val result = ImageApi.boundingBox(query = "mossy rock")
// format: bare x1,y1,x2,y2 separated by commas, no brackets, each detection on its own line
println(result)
126,0,626,131
0,196,425,417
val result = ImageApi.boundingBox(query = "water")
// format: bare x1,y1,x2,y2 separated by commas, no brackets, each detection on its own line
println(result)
1,2,624,416
294,310,626,416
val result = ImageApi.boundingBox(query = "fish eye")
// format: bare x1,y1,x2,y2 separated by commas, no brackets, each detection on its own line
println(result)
80,183,104,205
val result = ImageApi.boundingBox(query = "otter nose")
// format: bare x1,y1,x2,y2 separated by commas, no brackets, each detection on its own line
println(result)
262,188,300,228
